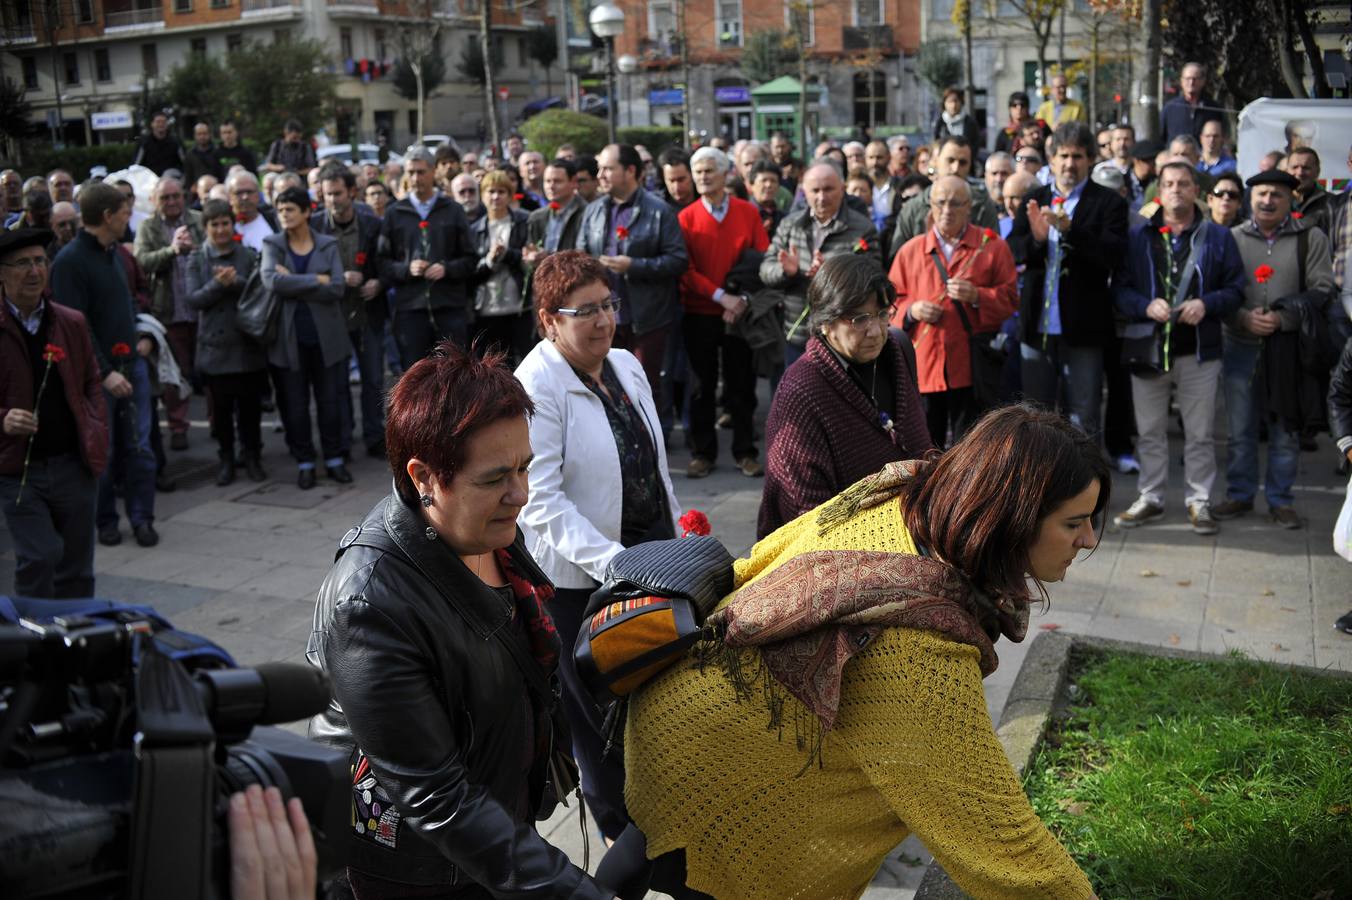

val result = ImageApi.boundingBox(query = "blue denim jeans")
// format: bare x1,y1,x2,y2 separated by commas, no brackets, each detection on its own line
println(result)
1221,337,1298,508
1020,338,1105,438
97,355,157,529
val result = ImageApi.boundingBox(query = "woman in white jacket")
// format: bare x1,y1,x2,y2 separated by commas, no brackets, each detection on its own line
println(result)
515,250,681,842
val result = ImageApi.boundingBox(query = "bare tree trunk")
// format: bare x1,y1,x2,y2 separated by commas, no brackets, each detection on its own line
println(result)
797,34,808,155
1056,3,1066,75
481,3,500,153
1088,18,1099,127
1291,0,1330,97
962,1,974,113
414,61,425,143
678,1,691,147
1269,0,1309,98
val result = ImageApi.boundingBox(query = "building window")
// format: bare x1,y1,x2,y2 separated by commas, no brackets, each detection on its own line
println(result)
854,0,883,26
16,1,32,28
518,34,528,67
95,47,111,81
374,28,386,60
647,0,675,47
716,0,742,49
191,37,207,55
786,1,813,47
408,108,419,137
142,43,158,77
21,56,39,90
211,0,230,8
853,70,886,129
175,0,192,11
226,32,242,52
340,26,353,59
274,28,290,43
63,52,79,84
76,0,94,23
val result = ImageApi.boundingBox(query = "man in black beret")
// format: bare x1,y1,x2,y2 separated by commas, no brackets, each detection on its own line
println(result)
1126,140,1161,211
0,229,109,598
1213,167,1335,529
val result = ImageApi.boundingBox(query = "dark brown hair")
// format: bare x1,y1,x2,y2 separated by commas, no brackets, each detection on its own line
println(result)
900,404,1111,602
385,341,534,503
532,250,610,317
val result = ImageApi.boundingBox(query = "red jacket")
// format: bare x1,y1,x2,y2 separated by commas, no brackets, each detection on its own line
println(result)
0,299,109,477
889,225,1019,394
678,195,768,317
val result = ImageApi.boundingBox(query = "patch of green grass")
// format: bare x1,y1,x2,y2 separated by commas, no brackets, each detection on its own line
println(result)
1023,649,1352,898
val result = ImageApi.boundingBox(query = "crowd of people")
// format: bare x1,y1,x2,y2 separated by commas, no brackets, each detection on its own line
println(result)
2,57,1351,897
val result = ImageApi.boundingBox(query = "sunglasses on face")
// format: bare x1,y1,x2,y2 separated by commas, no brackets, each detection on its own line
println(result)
1211,189,1242,201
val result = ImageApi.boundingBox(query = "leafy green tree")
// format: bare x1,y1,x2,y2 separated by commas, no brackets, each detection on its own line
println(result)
226,38,336,140
519,109,608,160
915,41,963,100
526,25,559,97
392,51,447,106
742,30,794,85
164,53,233,128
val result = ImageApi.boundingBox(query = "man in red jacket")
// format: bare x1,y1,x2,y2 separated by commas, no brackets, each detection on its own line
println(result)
678,146,770,478
0,229,108,598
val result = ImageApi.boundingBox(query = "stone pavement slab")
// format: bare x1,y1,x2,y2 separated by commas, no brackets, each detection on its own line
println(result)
2,390,1350,900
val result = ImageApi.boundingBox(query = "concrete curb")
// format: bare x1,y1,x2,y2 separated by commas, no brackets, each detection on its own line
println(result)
913,631,1352,898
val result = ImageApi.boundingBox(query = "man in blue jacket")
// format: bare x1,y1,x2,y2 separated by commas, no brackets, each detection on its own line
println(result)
576,143,689,401
1112,160,1246,534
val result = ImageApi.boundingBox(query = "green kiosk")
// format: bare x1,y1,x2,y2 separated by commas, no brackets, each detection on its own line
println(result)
752,76,823,144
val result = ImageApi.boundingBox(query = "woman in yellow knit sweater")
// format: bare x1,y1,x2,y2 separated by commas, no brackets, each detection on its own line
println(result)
610,405,1106,899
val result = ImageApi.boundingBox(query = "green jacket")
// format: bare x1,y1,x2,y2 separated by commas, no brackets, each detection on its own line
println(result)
134,208,205,324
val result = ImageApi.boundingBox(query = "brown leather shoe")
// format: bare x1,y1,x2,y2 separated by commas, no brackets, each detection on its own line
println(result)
1210,499,1253,520
1269,506,1302,529
736,456,764,478
686,457,714,478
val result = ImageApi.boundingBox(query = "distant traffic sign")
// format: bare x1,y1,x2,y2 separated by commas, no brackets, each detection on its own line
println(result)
498,86,510,101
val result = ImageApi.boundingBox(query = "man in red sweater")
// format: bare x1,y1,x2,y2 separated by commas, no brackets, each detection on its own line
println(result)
679,147,770,478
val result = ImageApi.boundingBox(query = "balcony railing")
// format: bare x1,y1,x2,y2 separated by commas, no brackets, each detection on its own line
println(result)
0,24,37,42
104,6,164,28
327,0,378,8
242,0,298,11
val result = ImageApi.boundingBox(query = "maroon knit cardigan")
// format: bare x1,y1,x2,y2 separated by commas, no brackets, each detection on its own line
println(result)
757,335,933,539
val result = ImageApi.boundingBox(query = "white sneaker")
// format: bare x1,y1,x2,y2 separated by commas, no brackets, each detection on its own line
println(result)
1114,496,1164,528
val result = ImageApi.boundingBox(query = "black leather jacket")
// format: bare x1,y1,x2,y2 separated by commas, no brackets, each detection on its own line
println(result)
1330,336,1352,445
307,492,606,896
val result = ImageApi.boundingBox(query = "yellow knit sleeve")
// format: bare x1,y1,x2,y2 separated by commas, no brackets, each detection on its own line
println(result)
833,629,1094,899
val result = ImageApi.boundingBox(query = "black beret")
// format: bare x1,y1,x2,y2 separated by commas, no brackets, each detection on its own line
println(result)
1129,140,1162,161
0,228,53,260
1245,169,1300,191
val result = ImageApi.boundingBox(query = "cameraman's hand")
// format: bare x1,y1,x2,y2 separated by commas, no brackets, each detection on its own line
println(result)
229,785,317,900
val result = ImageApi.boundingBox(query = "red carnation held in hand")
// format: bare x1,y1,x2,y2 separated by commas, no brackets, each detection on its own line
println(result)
616,225,630,240
679,509,711,538
111,342,132,358
43,343,66,364
1254,264,1275,285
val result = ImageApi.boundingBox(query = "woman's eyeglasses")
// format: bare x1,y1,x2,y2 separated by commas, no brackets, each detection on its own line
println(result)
842,308,894,331
1015,155,1040,164
556,297,620,319
1211,189,1242,201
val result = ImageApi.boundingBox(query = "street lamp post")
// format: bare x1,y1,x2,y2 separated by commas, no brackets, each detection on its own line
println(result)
617,54,638,129
589,2,625,144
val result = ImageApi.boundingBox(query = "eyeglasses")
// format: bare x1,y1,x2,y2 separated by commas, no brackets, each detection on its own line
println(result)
556,297,620,319
841,307,894,331
931,199,970,210
1,256,48,271
1211,189,1242,201
1098,142,1110,148
1015,155,1040,164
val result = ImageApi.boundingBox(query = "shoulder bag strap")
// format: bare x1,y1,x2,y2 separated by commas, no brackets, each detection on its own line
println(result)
1298,227,1308,294
930,247,976,336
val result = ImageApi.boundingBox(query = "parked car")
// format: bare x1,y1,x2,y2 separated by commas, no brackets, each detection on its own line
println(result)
405,134,460,157
316,143,386,165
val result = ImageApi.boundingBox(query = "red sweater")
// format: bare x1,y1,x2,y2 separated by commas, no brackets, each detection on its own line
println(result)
678,195,769,317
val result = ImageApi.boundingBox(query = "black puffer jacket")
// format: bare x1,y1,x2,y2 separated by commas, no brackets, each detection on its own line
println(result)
1330,336,1352,447
307,492,606,896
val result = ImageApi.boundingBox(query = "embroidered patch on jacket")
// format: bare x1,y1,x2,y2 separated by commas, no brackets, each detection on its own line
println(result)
352,752,401,850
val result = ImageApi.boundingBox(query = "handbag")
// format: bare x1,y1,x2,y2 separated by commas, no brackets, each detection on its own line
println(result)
233,268,279,344
1120,320,1165,375
929,249,1005,409
1335,475,1352,562
574,536,735,706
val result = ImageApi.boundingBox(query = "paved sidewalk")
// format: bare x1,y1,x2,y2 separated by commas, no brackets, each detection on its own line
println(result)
2,391,1349,898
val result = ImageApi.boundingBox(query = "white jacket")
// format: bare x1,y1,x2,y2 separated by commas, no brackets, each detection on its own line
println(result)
515,340,681,589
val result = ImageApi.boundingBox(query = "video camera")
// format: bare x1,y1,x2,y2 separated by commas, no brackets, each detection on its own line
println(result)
0,600,348,899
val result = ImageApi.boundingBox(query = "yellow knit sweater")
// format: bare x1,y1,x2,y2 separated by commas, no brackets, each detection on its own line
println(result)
623,499,1093,899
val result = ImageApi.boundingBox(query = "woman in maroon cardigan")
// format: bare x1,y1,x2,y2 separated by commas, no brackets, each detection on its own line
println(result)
758,254,932,538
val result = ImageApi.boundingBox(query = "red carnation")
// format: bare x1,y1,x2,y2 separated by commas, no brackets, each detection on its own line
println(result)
679,509,711,538
1159,225,1171,235
232,233,243,243
1291,211,1304,220
982,227,998,241
514,193,525,201
43,343,66,364
548,201,561,211
111,342,132,358
355,251,368,266
1051,196,1066,206
1254,264,1275,284
418,220,429,230
853,238,870,253
615,225,630,240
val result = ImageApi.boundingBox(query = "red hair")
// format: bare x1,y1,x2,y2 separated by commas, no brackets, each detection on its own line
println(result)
532,249,610,317
385,341,534,502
